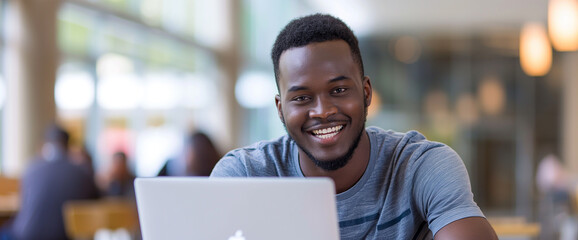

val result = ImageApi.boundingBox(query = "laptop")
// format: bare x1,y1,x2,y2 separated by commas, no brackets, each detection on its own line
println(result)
134,177,340,240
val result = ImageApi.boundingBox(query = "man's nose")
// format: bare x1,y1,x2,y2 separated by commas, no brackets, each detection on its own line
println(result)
308,97,337,119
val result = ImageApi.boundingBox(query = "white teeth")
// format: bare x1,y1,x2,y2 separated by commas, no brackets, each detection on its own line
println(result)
318,132,338,139
312,125,343,137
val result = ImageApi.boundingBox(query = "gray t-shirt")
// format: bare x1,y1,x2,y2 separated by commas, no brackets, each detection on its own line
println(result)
211,127,484,239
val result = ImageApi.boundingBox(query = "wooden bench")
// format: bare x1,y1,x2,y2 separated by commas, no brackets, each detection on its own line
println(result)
63,198,139,240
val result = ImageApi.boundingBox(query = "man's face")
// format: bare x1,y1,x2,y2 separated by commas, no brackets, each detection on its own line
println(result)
275,40,371,170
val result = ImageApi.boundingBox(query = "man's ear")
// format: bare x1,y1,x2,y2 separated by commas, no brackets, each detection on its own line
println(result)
363,76,372,107
275,94,285,124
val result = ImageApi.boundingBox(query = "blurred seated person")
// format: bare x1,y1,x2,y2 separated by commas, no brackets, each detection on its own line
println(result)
158,132,221,176
68,144,95,177
0,124,99,240
98,151,135,199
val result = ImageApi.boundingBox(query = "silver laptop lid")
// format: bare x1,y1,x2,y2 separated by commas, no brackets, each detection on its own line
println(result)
135,177,339,240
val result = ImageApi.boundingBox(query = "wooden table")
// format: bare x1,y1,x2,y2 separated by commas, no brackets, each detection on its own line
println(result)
0,194,19,226
488,217,540,239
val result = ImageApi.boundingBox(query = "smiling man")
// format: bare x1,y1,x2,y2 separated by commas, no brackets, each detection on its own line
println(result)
211,14,498,239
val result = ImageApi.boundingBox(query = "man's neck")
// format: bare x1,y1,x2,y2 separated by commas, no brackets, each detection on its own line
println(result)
299,131,371,193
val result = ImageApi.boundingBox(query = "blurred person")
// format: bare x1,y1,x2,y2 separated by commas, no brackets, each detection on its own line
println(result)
0,124,99,240
536,154,578,240
99,151,135,199
211,14,498,239
96,152,141,240
537,154,569,193
158,132,220,177
68,144,95,177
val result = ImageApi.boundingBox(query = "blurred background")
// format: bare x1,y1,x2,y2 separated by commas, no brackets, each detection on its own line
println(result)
0,0,577,238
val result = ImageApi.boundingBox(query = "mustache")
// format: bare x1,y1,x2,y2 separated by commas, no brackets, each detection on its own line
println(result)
303,114,350,129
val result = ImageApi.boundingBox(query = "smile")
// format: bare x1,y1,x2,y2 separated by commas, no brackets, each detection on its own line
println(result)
311,125,344,139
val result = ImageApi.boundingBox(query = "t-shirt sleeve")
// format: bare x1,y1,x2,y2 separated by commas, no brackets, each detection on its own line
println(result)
210,151,249,177
412,144,484,236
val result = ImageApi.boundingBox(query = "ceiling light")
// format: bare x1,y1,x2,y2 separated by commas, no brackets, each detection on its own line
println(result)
520,22,552,76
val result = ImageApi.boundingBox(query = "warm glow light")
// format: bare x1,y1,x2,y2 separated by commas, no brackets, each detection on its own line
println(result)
422,90,455,139
456,93,479,125
423,90,450,118
367,91,382,119
478,75,506,116
394,36,422,64
549,0,578,51
520,23,553,76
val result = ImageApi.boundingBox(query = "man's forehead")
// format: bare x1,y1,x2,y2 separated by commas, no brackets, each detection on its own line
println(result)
278,40,355,79
279,40,351,61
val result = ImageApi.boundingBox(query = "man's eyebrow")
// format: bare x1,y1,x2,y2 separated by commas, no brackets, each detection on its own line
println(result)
329,75,349,83
287,76,350,92
288,85,308,92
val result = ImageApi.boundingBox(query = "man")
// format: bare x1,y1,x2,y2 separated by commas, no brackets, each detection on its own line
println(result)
211,14,498,239
5,124,99,240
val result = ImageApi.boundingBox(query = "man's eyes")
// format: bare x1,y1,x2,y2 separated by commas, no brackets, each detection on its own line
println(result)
332,88,347,94
290,88,348,102
291,96,311,102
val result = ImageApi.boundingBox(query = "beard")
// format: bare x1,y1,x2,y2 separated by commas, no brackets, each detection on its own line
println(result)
297,124,364,171
281,99,368,171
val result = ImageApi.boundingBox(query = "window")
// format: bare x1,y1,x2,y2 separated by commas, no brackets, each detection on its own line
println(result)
57,1,222,176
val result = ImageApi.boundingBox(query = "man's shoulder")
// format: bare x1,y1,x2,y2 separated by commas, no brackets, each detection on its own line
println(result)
25,157,91,179
366,126,451,163
23,157,54,176
366,126,434,147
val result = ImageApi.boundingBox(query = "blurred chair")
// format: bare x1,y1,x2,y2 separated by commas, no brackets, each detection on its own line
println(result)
0,177,20,196
0,177,20,225
0,177,20,210
63,198,139,240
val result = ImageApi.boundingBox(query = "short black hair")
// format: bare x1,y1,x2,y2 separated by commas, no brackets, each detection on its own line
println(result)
44,124,70,148
271,14,364,88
